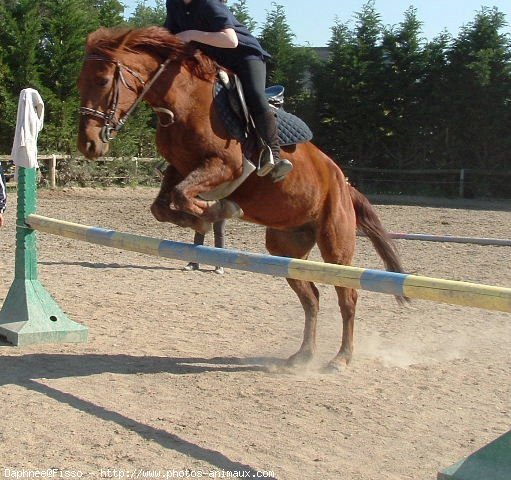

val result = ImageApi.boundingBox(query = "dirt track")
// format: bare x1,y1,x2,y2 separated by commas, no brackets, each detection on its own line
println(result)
0,187,510,479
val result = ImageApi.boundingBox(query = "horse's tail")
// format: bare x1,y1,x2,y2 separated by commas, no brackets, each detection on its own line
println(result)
348,185,409,304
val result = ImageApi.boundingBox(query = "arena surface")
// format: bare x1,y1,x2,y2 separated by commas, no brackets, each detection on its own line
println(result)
1,187,510,479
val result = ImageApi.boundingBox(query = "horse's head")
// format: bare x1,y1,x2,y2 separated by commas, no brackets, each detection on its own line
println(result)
77,27,218,159
77,28,153,158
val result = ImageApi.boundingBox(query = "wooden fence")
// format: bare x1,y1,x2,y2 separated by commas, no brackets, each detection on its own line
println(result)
0,155,160,189
1,155,510,198
342,166,511,198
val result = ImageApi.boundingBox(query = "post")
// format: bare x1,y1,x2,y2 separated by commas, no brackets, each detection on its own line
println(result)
48,154,57,189
0,167,88,346
459,169,465,198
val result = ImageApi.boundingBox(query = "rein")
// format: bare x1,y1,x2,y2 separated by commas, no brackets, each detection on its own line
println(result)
79,54,174,143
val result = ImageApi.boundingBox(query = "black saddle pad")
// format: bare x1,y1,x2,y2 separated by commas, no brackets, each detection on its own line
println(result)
213,82,313,146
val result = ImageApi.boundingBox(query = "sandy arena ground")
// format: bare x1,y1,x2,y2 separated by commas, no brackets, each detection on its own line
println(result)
0,187,510,480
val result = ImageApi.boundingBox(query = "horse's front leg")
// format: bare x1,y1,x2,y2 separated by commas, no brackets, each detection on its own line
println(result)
151,164,211,234
171,157,244,223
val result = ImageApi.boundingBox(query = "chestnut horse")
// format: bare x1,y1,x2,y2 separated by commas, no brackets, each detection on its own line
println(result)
77,26,405,371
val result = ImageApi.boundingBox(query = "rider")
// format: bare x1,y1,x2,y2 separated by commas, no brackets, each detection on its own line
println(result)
164,0,293,181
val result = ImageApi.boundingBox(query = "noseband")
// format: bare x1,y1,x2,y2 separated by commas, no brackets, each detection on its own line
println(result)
80,54,174,143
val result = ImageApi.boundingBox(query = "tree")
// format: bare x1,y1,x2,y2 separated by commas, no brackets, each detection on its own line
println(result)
90,0,125,27
418,33,450,169
0,0,44,152
258,3,314,105
314,1,387,167
444,7,511,174
0,0,43,93
312,19,354,159
38,0,99,153
380,7,430,169
229,0,257,33
258,3,294,84
127,0,166,27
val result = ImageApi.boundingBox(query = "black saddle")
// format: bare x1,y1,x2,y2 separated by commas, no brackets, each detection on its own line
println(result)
213,72,313,147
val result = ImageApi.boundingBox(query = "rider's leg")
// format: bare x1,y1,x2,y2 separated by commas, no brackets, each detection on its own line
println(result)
236,59,293,181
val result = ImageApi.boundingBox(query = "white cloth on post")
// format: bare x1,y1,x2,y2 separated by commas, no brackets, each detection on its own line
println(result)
11,88,45,168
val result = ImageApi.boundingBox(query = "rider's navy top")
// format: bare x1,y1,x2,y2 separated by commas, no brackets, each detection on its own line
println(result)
164,0,270,70
0,164,6,214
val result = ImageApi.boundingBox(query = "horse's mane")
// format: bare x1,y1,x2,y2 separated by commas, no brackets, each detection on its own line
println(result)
85,26,218,81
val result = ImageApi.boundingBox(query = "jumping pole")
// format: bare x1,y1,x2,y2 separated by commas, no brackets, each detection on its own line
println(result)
21,213,511,313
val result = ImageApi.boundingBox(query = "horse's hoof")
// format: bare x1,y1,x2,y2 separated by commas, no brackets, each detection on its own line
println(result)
195,218,212,235
286,350,313,368
322,362,343,374
214,266,224,275
184,262,199,271
203,200,243,221
324,356,351,373
221,200,244,219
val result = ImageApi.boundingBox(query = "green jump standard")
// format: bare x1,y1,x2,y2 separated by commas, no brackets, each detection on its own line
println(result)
438,430,511,480
0,167,88,346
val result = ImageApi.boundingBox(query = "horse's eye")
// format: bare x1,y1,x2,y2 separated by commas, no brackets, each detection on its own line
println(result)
97,77,110,87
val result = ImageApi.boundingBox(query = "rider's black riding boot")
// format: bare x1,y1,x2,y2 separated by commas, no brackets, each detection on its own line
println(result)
253,111,293,182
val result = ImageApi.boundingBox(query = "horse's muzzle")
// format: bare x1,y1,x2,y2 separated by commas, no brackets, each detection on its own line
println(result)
78,140,108,160
78,131,109,159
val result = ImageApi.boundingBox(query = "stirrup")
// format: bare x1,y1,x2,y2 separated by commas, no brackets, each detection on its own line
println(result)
256,145,275,177
271,159,293,183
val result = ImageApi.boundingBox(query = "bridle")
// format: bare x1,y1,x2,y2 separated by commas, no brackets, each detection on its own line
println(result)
79,54,174,143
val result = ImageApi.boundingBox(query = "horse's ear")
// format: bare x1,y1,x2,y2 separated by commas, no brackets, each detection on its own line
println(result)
117,29,137,51
120,26,179,58
86,27,132,54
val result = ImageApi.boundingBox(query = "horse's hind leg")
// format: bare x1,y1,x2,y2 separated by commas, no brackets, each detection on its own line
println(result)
316,208,358,371
266,227,319,366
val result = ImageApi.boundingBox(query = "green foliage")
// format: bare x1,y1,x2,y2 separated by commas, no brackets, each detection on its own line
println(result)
312,1,511,198
127,0,166,27
92,0,125,27
0,0,509,198
258,3,316,105
0,0,43,93
442,7,511,172
258,4,295,83
107,104,160,158
52,157,162,187
229,0,257,33
0,3,18,148
37,0,101,153
379,7,431,168
313,2,388,164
